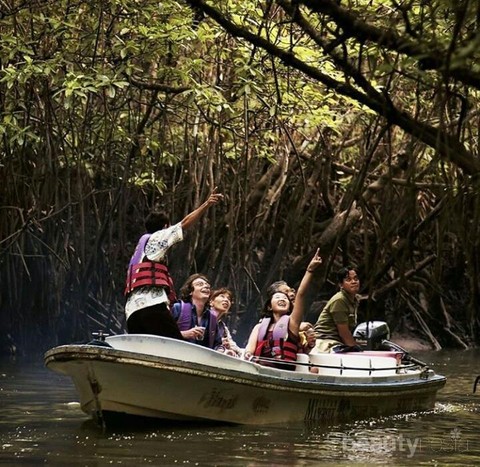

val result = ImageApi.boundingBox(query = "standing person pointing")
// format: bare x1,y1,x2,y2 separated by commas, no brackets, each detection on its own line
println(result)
124,190,224,337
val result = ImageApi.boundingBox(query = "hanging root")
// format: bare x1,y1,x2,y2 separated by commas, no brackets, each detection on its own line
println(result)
474,375,480,394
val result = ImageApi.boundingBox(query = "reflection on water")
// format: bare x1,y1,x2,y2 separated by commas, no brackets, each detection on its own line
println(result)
1,350,479,466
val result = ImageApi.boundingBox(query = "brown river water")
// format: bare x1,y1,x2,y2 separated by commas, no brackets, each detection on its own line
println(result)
0,349,479,466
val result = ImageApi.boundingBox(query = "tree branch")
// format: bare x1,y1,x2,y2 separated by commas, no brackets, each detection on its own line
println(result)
372,254,437,300
184,0,480,175
300,0,480,89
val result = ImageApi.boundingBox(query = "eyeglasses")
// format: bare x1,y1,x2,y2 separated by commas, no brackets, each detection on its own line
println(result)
192,280,211,288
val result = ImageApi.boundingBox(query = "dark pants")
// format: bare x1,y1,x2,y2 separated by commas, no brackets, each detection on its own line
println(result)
126,303,184,340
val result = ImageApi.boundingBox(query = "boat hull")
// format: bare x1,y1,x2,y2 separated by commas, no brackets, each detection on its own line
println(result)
44,336,446,426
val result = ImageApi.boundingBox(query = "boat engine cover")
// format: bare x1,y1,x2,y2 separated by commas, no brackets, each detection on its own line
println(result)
353,321,390,347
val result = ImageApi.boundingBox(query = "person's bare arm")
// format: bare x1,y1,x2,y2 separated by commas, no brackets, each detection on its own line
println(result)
244,323,261,359
336,323,358,347
289,249,322,336
181,190,224,230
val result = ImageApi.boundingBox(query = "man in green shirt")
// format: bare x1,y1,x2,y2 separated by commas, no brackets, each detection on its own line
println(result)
314,267,362,352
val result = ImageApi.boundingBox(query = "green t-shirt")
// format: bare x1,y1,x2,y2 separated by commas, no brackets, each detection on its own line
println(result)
314,289,358,341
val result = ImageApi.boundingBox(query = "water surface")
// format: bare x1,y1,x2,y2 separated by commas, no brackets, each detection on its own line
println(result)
1,350,479,466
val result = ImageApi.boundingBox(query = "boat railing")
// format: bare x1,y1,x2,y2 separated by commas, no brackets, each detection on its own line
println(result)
251,355,422,376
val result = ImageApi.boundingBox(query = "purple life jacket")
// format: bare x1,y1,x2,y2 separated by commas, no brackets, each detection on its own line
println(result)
129,234,150,266
257,315,290,341
177,301,218,349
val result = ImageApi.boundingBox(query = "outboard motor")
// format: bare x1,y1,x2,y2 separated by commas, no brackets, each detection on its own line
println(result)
353,321,390,350
354,321,429,368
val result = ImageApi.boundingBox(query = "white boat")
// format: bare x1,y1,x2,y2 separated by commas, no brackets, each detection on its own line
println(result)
44,333,446,426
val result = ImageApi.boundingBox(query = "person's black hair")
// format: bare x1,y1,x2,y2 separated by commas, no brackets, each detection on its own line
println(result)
260,289,293,318
266,280,288,297
336,266,358,284
145,211,170,233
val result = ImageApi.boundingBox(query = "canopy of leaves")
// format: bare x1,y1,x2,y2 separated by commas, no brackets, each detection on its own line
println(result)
0,0,479,353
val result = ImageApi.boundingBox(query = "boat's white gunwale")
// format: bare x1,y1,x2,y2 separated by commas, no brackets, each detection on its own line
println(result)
44,344,446,397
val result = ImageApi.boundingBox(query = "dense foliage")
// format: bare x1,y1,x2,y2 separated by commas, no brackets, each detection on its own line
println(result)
1,0,479,354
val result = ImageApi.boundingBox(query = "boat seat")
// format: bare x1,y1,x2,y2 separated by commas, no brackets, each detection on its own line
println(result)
295,353,310,373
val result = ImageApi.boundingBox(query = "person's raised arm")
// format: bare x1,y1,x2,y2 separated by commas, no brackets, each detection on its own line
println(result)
181,189,224,230
288,249,322,336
